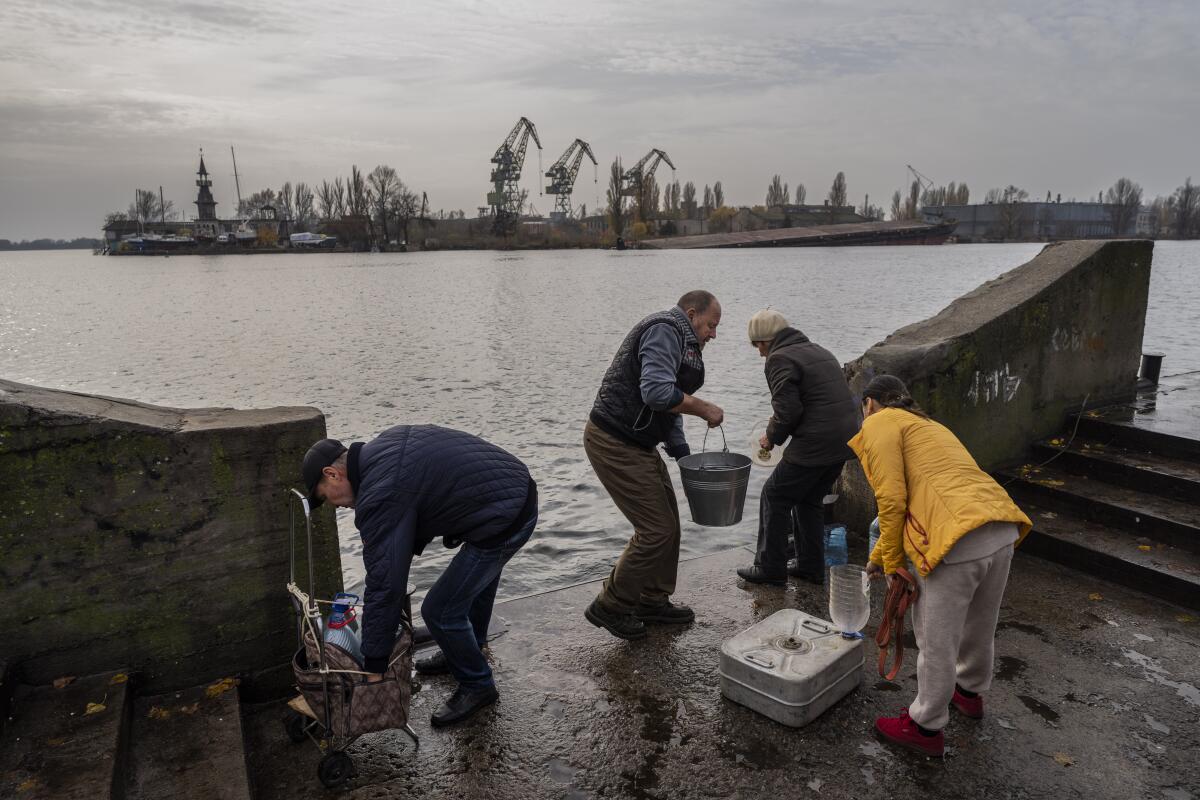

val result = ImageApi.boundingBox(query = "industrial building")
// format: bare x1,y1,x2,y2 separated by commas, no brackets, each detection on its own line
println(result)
921,201,1132,241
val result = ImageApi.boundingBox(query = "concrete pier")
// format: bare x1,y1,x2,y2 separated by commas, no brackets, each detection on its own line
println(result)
243,546,1200,799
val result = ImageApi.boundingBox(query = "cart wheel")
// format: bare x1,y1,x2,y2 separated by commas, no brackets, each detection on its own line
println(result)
283,709,309,744
318,751,354,788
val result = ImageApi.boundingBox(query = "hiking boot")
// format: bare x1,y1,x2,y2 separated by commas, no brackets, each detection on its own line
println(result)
415,649,450,676
787,560,825,584
737,565,787,586
951,686,984,719
430,685,499,727
585,599,647,640
874,709,944,757
634,600,695,625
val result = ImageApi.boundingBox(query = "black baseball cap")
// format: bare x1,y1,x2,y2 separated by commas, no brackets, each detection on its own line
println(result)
302,438,347,508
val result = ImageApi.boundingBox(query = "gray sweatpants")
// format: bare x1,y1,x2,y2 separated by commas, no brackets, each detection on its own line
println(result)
907,537,1015,730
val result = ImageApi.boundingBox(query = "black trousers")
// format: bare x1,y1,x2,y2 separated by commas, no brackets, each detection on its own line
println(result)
755,461,845,576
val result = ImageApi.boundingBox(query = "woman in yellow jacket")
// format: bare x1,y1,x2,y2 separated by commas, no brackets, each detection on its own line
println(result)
849,375,1032,757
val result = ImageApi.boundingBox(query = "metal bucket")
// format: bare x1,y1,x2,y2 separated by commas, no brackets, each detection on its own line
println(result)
677,427,752,527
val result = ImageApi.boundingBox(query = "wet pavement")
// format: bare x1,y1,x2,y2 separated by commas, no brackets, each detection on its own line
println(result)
243,546,1200,800
1087,371,1200,446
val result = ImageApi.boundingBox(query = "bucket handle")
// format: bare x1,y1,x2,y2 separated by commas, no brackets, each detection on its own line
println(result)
700,425,729,455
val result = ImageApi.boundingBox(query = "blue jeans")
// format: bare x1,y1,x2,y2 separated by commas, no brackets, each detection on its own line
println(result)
421,514,536,690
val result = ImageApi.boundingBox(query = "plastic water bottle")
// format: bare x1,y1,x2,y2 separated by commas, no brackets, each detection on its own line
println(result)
824,524,848,568
868,517,881,556
322,592,363,665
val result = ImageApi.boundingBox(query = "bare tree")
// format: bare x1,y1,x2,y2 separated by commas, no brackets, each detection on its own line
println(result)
793,183,806,205
682,181,697,219
388,182,419,243
766,174,789,207
368,164,400,242
127,188,173,225
316,181,338,221
905,180,920,219
989,185,1029,239
293,182,316,231
277,182,295,221
606,158,625,237
635,174,659,224
713,181,724,208
703,185,714,218
890,190,903,221
1104,178,1143,236
1173,177,1199,238
239,188,276,218
827,172,848,207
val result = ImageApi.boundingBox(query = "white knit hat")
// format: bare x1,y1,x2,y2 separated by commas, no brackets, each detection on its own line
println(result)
747,308,788,342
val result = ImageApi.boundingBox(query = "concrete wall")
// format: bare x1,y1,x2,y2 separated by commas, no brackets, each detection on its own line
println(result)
837,239,1153,532
0,381,343,692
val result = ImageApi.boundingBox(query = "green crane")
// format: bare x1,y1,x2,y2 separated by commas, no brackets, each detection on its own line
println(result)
544,138,598,220
620,148,675,198
487,117,542,235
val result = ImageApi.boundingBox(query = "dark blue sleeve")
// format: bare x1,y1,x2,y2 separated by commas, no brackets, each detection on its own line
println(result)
358,500,417,674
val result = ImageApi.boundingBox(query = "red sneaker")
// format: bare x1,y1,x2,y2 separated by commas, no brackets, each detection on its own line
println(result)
874,710,944,757
951,688,984,719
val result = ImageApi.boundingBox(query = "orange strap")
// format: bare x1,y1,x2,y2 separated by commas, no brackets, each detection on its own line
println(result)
875,567,918,681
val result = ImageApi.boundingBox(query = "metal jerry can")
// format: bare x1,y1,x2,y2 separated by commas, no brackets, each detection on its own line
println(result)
719,609,863,727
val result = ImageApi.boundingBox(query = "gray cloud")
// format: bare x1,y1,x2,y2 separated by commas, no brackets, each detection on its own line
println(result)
1,0,1198,238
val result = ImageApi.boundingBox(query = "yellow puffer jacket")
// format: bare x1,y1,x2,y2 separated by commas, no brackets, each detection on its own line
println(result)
848,408,1032,576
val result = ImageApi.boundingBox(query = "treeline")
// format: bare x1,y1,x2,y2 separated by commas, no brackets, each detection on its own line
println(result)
0,238,102,250
964,177,1199,238
604,156,730,238
106,165,436,249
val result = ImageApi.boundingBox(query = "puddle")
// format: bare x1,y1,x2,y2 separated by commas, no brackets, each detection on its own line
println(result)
1017,695,1060,725
996,655,1026,681
997,620,1047,639
859,740,888,759
547,758,578,784
861,767,876,786
1144,713,1170,734
1123,649,1200,708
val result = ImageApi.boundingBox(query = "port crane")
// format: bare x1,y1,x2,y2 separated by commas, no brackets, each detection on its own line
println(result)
544,139,598,220
906,164,934,194
620,149,675,198
487,117,542,235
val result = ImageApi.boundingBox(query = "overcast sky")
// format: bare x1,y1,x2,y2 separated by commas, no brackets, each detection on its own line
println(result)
1,0,1197,239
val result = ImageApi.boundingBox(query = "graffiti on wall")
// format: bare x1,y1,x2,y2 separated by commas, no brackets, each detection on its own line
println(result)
967,363,1022,406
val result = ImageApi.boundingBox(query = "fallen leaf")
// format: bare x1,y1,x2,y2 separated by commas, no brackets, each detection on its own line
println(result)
53,676,76,689
46,736,67,747
807,778,823,792
179,703,200,715
109,673,129,685
1088,593,1104,601
1176,614,1196,623
148,705,171,720
205,677,238,699
1137,545,1152,552
996,718,1016,730
1053,752,1075,767
17,778,41,791
84,702,106,715
1032,478,1065,487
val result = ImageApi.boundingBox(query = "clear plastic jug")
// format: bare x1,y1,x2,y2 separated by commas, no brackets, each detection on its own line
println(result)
828,564,870,638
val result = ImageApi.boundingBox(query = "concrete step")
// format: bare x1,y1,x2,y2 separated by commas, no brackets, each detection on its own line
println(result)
1073,412,1200,462
1000,463,1200,554
125,679,252,800
1029,437,1200,503
0,671,132,800
1018,501,1200,610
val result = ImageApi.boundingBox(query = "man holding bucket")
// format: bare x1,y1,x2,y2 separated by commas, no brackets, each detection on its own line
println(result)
584,290,724,640
736,309,859,586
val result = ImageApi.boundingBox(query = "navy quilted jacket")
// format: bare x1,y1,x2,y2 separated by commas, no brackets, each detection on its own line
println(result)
349,425,534,671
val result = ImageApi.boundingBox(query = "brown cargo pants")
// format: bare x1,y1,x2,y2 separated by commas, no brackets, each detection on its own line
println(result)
584,420,682,613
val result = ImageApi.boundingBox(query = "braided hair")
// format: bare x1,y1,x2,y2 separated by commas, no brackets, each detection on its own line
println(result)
862,374,930,419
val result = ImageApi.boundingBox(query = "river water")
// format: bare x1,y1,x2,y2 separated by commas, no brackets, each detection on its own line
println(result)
2,242,1196,602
